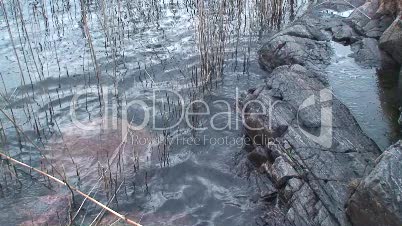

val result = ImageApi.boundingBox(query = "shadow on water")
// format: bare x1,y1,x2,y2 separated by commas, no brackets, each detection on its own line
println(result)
377,66,402,145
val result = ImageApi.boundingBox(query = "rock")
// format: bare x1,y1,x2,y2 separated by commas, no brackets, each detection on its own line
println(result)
19,194,69,226
258,20,333,71
351,38,382,66
247,146,269,167
379,17,402,65
332,24,360,44
283,178,303,201
270,156,299,188
398,107,402,125
363,16,394,38
241,64,381,225
347,141,402,226
259,34,332,71
349,0,381,28
247,2,386,226
47,118,155,187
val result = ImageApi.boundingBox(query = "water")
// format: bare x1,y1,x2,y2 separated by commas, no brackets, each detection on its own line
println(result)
326,41,401,150
0,1,400,225
0,0,307,225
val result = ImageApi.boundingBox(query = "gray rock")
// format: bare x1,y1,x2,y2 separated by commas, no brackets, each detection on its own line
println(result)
379,17,402,65
270,156,299,188
283,178,303,201
332,24,360,44
351,38,382,67
398,108,402,125
349,0,381,28
259,29,332,71
241,64,381,226
347,141,402,226
363,16,394,38
247,146,269,167
247,1,388,225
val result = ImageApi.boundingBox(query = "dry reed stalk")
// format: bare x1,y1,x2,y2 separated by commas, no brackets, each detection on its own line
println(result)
0,0,27,88
0,152,142,226
79,0,103,108
15,0,45,81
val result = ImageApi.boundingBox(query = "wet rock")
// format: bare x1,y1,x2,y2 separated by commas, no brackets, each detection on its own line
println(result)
247,146,269,167
379,17,402,65
17,193,72,225
347,141,402,226
270,157,299,188
47,118,155,188
351,38,382,66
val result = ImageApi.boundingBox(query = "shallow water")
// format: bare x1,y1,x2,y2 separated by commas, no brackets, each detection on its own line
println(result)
326,41,401,150
0,0,307,225
0,1,400,225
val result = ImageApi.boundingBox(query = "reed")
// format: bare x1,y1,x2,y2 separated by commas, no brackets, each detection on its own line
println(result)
0,152,142,226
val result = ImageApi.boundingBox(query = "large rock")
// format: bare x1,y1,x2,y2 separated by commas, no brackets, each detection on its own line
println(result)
332,23,360,44
349,0,381,28
248,2,390,226
362,16,394,39
351,37,382,66
379,17,402,65
346,141,402,226
240,64,381,226
258,18,333,71
258,35,332,71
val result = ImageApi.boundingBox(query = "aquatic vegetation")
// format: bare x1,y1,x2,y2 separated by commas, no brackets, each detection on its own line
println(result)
0,0,304,224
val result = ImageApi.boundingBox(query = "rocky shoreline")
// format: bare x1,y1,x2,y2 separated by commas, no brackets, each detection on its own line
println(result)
240,0,402,225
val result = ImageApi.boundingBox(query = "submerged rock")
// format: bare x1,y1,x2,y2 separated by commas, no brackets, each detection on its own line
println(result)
47,118,156,184
346,141,402,226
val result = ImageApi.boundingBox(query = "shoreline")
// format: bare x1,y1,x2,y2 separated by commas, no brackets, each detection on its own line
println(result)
241,0,402,225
